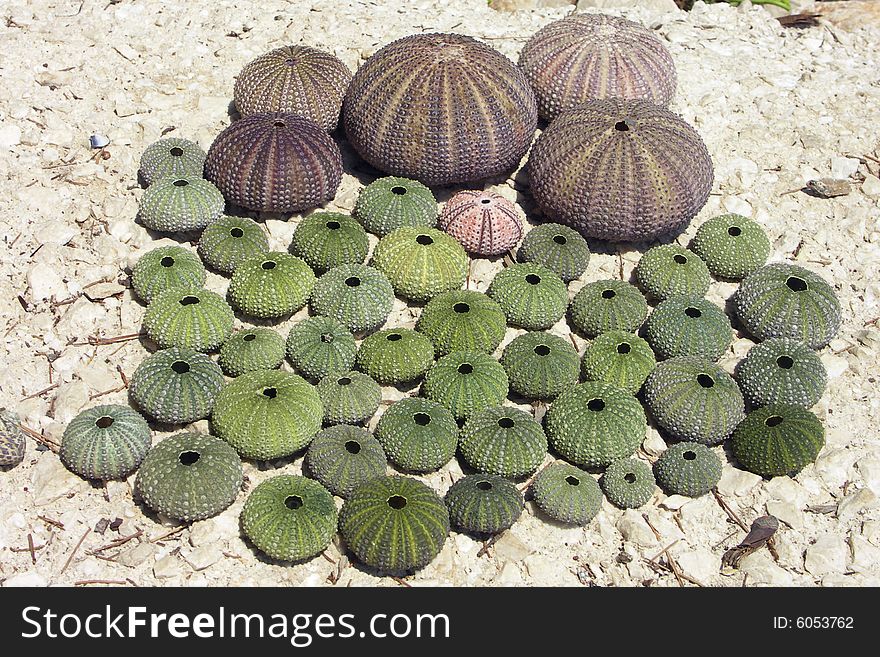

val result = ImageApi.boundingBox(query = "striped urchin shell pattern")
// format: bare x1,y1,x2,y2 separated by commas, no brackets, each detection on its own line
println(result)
735,338,827,408
0,409,26,467
142,288,234,352
415,289,507,357
518,13,677,121
731,405,825,478
204,112,342,213
289,212,369,274
60,405,152,481
233,46,353,131
353,176,438,237
458,406,547,479
310,264,394,334
499,331,580,401
131,245,206,304
229,252,316,319
138,138,207,187
138,176,225,233
422,351,509,421
528,99,713,243
374,397,459,474
197,216,269,275
444,474,524,535
316,371,382,426
306,425,387,498
531,462,602,526
438,190,523,257
343,33,538,186
285,315,357,381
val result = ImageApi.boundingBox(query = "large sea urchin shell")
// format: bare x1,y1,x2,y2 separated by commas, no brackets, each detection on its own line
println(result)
343,33,538,186
204,113,342,213
528,99,713,242
439,190,523,257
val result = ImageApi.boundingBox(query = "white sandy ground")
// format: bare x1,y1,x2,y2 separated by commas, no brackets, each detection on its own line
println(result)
0,0,879,587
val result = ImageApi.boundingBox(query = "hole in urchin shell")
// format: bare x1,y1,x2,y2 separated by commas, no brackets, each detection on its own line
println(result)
786,276,808,292
457,363,473,375
337,377,352,386
776,355,794,369
273,120,286,128
565,475,580,486
390,186,407,195
172,179,189,187
683,451,696,461
261,260,276,270
345,277,361,287
602,289,616,299
320,333,334,344
243,333,256,342
284,495,303,510
497,417,514,429
284,58,297,66
476,480,492,491
727,226,742,237
416,234,434,246
171,361,190,374
413,413,431,426
169,147,184,157
179,451,200,466
344,440,361,454
697,374,715,389
262,387,278,399
525,274,541,285
765,415,784,428
179,295,200,306
481,198,492,205
453,303,470,314
587,398,605,412
685,307,702,319
387,495,407,510
553,235,567,245
230,227,244,238
617,342,631,354
95,416,114,429
326,221,341,230
614,120,630,132
673,254,688,265
386,333,402,342
624,473,637,483
534,344,550,356
160,256,175,267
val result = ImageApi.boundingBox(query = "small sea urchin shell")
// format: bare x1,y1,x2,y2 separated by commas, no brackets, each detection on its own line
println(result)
690,214,771,280
356,328,435,385
445,474,524,535
197,216,269,275
487,263,568,330
416,290,507,357
142,288,234,352
635,245,711,302
569,279,648,337
316,371,381,426
580,330,655,394
229,252,315,319
310,264,394,334
131,245,206,304
732,405,825,478
138,176,225,233
374,397,459,473
0,409,26,467
285,316,357,380
653,442,721,498
645,297,732,361
458,405,547,478
517,223,590,283
601,458,656,509
61,405,151,481
735,338,827,408
531,462,602,526
438,190,523,257
499,331,580,400
289,212,369,273
218,328,286,377
422,351,509,420
138,138,207,187
353,176,438,237
306,425,387,498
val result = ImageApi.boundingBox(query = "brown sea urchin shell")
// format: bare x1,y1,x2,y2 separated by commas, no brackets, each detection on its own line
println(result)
343,33,538,186
233,46,353,132
528,99,713,243
519,14,677,122
439,190,523,256
204,113,342,213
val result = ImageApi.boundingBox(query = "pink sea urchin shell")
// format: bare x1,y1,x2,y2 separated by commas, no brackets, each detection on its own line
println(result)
439,190,523,257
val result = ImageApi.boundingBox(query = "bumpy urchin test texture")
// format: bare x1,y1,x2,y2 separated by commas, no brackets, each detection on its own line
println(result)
517,223,591,283
286,315,357,380
339,475,450,575
0,409,26,467
135,432,243,522
487,263,569,330
198,216,269,275
316,371,382,425
211,369,323,461
61,405,152,481
518,13,676,122
343,33,538,186
355,329,435,386
138,138,207,187
416,290,507,357
732,404,825,478
131,245,206,304
374,397,459,473
129,347,225,425
531,462,602,526
138,176,225,233
310,264,394,334
569,279,648,337
499,331,580,400
229,252,316,319
690,214,771,280
733,263,842,349
218,327,286,377
601,458,656,509
635,244,711,302
233,45,353,131
643,357,744,445
353,176,438,237
445,474,524,535
289,212,369,274
142,287,234,352
422,351,509,421
240,474,338,562
438,190,523,257
204,112,342,213
528,99,713,243
371,227,468,303
458,405,548,478
546,381,646,468
645,296,733,361
580,330,656,394
305,425,387,498
653,442,721,498
735,338,827,408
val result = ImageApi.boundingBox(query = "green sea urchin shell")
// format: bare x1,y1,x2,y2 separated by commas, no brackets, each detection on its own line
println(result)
353,176,438,237
635,244,711,301
487,263,568,330
569,279,648,337
601,458,656,509
310,264,394,334
499,331,580,400
733,263,841,349
580,330,655,394
218,328,286,377
458,406,547,478
653,442,721,497
355,328,435,385
142,288,234,352
445,474,523,535
643,357,744,445
212,370,322,461
645,296,732,361
0,409,26,467
135,432,243,522
138,176,225,233
316,371,382,425
735,338,827,408
305,425,387,498
546,381,646,468
422,351,509,420
732,405,825,478
339,475,449,575
138,138,207,187
197,216,269,275
374,397,459,473
285,316,357,380
531,462,602,526
61,405,151,481
289,212,369,273
240,474,338,562
416,290,507,357
690,214,771,280
229,252,315,319
131,246,205,304
129,347,224,424
517,223,590,283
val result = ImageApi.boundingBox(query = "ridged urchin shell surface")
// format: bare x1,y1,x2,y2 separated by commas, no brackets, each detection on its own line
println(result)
343,33,538,186
138,138,207,187
438,190,523,257
0,409,26,467
138,176,225,233
528,98,713,242
518,14,677,121
61,405,151,481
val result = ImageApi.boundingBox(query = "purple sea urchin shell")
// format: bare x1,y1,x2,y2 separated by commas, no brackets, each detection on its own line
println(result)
439,190,523,257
